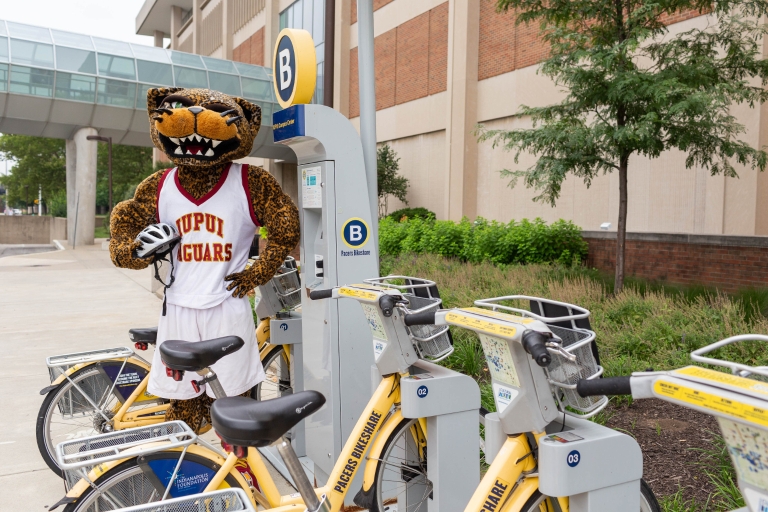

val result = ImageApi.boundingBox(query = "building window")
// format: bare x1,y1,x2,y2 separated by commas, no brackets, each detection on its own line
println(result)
279,0,324,105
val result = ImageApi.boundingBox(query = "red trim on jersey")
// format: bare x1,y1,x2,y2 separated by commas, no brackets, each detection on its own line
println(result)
174,163,232,206
240,164,261,227
155,168,173,222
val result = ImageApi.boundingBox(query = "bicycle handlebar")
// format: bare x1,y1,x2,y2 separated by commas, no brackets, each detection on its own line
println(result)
576,376,632,397
309,289,333,300
521,330,552,367
404,311,436,326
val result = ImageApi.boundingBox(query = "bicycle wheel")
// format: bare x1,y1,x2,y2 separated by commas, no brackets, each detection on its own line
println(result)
36,363,161,476
62,452,246,511
253,345,290,401
360,417,430,512
519,479,660,512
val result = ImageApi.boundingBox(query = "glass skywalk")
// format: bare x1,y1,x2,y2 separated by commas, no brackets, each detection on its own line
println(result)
0,20,287,157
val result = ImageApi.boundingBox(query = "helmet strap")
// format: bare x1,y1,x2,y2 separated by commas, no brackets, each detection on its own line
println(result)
153,250,176,316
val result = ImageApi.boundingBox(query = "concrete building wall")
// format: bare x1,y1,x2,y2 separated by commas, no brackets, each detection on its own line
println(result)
381,130,447,219
140,0,768,236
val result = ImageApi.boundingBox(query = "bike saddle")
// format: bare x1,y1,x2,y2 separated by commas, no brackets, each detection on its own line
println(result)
159,336,244,371
129,327,157,344
212,391,325,447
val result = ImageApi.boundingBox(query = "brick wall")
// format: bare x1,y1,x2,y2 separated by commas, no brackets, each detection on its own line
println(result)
584,232,768,293
478,4,707,81
349,2,448,117
233,27,265,66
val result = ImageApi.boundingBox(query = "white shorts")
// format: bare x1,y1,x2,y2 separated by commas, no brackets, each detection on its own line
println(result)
147,296,265,400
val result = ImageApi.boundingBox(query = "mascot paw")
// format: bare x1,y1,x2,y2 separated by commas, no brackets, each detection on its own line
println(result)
224,270,261,298
111,240,153,270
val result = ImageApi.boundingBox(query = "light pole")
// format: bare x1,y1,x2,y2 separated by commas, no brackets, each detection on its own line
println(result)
86,135,112,212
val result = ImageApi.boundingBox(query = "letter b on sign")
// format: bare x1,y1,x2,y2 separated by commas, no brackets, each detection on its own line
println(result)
279,49,292,91
341,218,369,248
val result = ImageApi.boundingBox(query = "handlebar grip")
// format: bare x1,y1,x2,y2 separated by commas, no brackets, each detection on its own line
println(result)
404,311,436,326
309,289,333,300
576,376,632,397
521,330,552,367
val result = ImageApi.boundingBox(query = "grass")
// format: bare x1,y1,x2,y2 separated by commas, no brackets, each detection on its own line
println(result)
94,226,109,238
381,253,766,510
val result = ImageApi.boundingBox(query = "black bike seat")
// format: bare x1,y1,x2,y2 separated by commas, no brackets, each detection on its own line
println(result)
212,391,325,447
129,327,158,344
160,336,244,371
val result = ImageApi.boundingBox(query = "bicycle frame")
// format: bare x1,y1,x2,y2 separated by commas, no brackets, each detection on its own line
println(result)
62,373,406,511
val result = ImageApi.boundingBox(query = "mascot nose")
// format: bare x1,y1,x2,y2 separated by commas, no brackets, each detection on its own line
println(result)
188,106,204,114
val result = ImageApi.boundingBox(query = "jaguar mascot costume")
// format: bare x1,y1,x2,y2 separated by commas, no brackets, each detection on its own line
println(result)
109,87,300,439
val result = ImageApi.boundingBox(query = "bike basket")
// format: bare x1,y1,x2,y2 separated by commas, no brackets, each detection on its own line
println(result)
403,294,453,361
46,347,134,383
110,489,256,512
57,421,196,490
545,325,607,415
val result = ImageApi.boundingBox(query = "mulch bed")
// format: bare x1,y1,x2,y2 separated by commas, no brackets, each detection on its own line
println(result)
605,397,723,506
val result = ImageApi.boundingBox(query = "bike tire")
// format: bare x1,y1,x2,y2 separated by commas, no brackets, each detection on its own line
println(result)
356,417,429,512
253,345,291,401
519,479,660,512
37,365,116,477
37,362,163,477
62,452,246,511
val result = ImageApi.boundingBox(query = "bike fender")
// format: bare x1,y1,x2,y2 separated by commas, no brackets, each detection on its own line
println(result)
42,357,152,394
361,409,405,492
256,318,271,344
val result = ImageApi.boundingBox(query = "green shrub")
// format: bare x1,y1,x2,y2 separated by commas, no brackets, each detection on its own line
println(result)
379,216,588,266
387,207,436,222
48,190,67,217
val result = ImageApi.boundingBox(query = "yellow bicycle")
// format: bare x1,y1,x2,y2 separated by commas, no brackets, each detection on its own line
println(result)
36,258,297,477
50,276,453,512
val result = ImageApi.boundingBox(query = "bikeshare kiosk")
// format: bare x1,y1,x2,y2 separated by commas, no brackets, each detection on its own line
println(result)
269,27,380,499
265,28,480,509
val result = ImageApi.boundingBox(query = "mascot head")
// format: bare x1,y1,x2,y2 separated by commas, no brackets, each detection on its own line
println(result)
147,87,261,167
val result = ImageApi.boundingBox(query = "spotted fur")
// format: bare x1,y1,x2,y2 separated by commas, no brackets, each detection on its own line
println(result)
165,390,251,434
109,87,300,297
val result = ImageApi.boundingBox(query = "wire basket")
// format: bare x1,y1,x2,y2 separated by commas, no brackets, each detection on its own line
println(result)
403,294,453,361
545,325,606,415
363,276,453,362
57,421,196,490
266,256,301,310
109,489,255,512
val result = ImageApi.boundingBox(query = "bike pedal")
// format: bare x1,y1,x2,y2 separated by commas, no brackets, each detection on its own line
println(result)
191,380,201,393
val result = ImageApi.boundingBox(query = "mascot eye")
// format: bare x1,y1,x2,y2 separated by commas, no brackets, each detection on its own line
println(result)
163,101,184,109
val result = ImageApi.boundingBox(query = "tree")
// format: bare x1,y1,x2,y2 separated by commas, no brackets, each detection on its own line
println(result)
478,0,768,292
377,144,409,218
0,135,66,209
0,134,154,215
95,143,154,210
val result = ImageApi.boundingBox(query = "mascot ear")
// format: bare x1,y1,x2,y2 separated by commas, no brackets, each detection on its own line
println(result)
233,97,262,133
146,87,184,115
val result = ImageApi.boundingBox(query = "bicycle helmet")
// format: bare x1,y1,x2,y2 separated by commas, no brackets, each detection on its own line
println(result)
134,223,181,259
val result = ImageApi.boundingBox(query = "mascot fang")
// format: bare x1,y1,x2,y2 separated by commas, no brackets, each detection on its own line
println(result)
109,87,300,433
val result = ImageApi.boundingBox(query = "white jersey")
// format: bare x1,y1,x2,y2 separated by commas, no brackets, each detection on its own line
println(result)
157,163,259,309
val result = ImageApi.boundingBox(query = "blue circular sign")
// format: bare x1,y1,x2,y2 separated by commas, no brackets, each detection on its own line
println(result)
341,218,369,248
280,323,288,331
567,450,581,467
274,36,296,104
417,385,428,398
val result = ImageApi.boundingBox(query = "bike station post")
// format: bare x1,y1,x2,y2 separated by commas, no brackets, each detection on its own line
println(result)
268,28,379,500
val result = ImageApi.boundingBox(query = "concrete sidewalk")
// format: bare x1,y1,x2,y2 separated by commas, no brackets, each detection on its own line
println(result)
0,241,162,510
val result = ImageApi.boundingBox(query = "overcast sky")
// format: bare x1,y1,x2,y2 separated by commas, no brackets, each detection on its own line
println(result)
2,0,157,45
0,1,160,174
